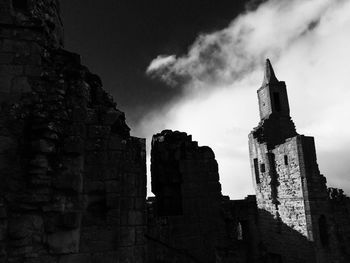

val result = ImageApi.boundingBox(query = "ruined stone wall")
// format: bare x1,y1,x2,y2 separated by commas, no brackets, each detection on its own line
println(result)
327,188,350,262
219,195,259,263
248,135,316,263
0,1,147,262
147,130,226,263
249,59,350,263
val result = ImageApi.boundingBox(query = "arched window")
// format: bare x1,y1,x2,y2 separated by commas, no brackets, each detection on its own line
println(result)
237,221,249,241
237,222,243,240
319,215,329,247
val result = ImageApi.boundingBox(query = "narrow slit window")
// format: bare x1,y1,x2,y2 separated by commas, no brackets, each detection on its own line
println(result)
253,158,260,184
260,163,266,173
273,92,281,112
237,222,243,240
284,155,288,165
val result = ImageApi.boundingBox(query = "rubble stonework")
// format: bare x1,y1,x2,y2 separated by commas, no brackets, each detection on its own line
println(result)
1,1,350,263
147,130,225,263
0,1,146,262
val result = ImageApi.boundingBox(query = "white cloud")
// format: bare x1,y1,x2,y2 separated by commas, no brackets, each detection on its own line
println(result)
137,0,350,199
147,55,176,73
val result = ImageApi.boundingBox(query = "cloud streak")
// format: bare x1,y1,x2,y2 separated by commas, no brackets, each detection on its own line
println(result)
139,0,350,198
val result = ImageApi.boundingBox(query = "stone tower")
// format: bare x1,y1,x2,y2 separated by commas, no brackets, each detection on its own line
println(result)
248,60,332,263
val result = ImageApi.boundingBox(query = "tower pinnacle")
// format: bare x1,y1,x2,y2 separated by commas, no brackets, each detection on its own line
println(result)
262,59,279,86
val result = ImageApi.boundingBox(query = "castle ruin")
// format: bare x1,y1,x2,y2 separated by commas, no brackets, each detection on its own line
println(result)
0,1,349,262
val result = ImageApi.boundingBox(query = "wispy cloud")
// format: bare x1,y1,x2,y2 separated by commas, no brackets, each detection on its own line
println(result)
139,0,350,198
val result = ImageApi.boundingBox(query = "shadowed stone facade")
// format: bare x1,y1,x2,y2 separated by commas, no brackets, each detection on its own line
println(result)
0,1,146,262
0,1,349,263
147,130,226,263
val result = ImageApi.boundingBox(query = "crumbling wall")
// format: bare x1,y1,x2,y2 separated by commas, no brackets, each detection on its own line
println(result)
147,130,225,263
249,135,316,263
219,195,259,263
0,1,147,262
328,188,350,262
249,59,350,263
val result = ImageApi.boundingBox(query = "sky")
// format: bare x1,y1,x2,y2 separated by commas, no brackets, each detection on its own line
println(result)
61,0,350,199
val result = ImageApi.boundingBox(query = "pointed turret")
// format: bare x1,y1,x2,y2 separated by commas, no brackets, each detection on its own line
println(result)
257,59,291,120
262,59,279,86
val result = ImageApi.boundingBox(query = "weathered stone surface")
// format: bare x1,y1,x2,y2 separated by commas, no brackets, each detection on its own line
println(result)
47,229,80,254
1,2,349,263
0,1,147,262
247,60,350,263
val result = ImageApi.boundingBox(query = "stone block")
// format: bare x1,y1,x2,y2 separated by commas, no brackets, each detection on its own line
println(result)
29,155,48,168
11,76,32,93
135,227,145,245
135,198,145,210
108,135,125,150
103,167,120,180
59,254,91,263
105,180,120,193
0,223,6,241
88,125,110,138
86,109,98,124
0,74,12,93
47,228,80,254
101,108,122,125
133,246,146,263
118,247,134,262
79,226,118,253
59,212,82,229
64,123,86,137
24,65,42,77
120,198,134,211
119,227,135,246
128,211,144,225
8,215,43,240
63,136,84,154
106,193,120,209
83,180,104,194
106,209,120,225
31,139,55,153
53,169,82,193
71,107,87,122
0,208,6,219
0,52,14,64
0,136,16,154
90,251,119,263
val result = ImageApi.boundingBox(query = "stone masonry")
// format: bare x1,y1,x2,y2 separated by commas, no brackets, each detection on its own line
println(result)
147,130,225,263
1,1,350,263
0,1,146,262
248,59,350,263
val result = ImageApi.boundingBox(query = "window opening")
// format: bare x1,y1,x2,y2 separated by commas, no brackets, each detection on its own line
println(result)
260,163,266,173
273,92,281,112
253,158,260,184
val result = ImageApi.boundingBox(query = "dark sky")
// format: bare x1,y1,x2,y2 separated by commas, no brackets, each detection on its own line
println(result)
61,0,254,128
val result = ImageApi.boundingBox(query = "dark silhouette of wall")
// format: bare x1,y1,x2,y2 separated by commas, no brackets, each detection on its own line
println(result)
1,1,350,263
0,1,147,262
148,130,225,263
